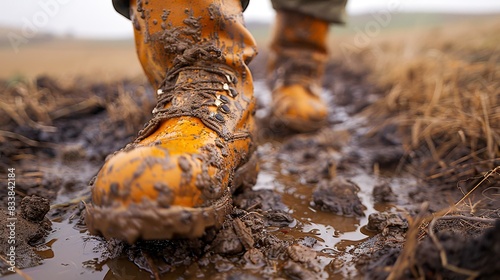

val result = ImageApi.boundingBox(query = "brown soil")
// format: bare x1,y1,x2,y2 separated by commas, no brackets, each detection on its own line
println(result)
1,22,499,280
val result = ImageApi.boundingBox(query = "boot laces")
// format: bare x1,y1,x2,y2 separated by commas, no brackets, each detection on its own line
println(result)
136,45,244,142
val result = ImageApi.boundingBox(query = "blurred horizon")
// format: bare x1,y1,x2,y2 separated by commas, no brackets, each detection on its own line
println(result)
1,0,500,39
1,10,498,81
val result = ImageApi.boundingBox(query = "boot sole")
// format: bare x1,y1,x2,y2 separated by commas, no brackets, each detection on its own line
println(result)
85,153,258,244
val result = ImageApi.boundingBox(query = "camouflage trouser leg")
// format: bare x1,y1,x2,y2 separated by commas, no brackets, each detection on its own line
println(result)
270,0,348,24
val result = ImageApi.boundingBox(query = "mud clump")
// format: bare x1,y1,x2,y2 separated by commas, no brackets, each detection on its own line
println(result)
277,130,348,184
372,182,397,204
312,177,366,217
0,195,51,274
99,189,324,279
212,217,254,255
350,212,409,279
412,219,500,279
362,217,500,280
20,196,50,222
366,212,408,234
243,248,265,266
284,260,320,280
287,244,321,273
233,189,288,212
265,210,294,227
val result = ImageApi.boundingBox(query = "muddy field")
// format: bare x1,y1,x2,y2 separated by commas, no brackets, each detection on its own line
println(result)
1,18,500,280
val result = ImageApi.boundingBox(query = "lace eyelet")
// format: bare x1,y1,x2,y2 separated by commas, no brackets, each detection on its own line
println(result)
214,113,225,122
229,88,238,97
219,104,230,114
218,95,230,103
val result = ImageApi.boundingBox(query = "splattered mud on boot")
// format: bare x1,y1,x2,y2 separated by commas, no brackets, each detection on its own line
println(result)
86,0,259,243
136,17,227,140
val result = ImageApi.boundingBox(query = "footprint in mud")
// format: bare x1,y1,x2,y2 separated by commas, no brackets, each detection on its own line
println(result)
312,177,366,217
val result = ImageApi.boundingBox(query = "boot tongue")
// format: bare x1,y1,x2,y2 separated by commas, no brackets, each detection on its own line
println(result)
175,68,225,86
170,68,231,110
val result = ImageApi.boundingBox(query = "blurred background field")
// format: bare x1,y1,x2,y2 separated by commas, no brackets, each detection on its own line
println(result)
1,13,498,81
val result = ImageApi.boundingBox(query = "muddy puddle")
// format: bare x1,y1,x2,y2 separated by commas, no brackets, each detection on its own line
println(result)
2,77,419,279
4,160,415,280
3,66,497,279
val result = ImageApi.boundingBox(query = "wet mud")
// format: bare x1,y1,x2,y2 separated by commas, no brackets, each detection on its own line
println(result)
1,56,499,279
0,196,51,274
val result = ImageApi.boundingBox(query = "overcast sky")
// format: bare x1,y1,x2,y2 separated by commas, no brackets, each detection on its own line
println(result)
1,0,499,38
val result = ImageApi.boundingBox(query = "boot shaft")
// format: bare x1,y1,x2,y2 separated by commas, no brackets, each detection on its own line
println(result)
129,0,257,144
130,0,257,90
268,10,330,91
88,0,260,243
270,9,329,55
267,10,331,132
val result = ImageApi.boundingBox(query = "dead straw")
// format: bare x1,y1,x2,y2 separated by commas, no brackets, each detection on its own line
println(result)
388,166,499,279
356,19,500,183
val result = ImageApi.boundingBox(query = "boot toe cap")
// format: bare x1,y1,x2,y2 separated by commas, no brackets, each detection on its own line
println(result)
91,145,223,208
272,85,328,132
86,144,232,242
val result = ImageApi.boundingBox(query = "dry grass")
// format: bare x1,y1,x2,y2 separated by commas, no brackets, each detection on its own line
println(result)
351,19,500,182
0,76,152,149
327,18,500,279
388,167,499,279
0,78,100,131
105,83,153,134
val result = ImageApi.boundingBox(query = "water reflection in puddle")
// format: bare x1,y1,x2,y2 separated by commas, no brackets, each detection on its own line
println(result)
5,221,108,280
6,169,380,280
259,165,378,278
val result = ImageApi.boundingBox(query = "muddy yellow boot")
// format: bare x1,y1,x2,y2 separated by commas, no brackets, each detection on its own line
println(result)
85,0,258,243
268,10,330,132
